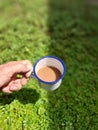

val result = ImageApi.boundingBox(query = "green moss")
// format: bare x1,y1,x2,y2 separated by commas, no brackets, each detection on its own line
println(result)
0,0,98,129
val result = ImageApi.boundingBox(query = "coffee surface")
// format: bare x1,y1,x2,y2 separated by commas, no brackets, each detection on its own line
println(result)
37,66,61,82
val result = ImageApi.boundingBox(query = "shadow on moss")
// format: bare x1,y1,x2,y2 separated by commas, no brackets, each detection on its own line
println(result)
47,0,98,129
0,88,40,105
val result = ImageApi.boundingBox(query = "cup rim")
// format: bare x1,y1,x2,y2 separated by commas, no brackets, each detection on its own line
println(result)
33,56,66,84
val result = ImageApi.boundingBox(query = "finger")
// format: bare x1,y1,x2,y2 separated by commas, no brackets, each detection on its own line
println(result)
20,77,29,86
21,60,32,77
1,86,12,93
10,84,22,91
20,60,32,72
25,69,32,78
7,60,32,74
9,79,22,91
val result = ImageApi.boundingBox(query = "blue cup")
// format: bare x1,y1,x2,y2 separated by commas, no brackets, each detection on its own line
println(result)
30,56,66,91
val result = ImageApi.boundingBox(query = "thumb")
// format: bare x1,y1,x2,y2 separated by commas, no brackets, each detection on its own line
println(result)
8,60,32,74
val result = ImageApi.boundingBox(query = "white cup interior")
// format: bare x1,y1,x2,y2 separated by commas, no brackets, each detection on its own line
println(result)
35,57,64,76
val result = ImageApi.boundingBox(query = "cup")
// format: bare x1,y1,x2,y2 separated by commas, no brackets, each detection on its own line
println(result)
30,56,66,91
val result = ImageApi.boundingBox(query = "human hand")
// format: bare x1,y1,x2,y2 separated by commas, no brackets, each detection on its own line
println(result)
0,60,32,93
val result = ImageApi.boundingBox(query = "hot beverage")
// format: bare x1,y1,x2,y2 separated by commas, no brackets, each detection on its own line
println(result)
37,66,61,82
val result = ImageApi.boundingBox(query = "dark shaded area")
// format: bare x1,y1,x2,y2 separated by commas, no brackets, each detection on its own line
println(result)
47,0,98,129
0,88,39,105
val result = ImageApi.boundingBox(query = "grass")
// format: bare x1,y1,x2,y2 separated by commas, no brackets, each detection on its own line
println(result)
0,0,98,129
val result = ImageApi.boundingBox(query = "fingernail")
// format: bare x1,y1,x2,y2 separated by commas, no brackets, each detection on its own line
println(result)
26,70,32,77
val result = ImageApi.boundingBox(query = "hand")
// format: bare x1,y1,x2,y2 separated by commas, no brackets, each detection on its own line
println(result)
0,60,32,93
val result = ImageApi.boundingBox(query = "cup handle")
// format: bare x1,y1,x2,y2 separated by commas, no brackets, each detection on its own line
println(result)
30,71,35,78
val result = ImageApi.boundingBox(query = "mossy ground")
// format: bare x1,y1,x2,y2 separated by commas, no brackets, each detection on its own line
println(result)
0,0,98,130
